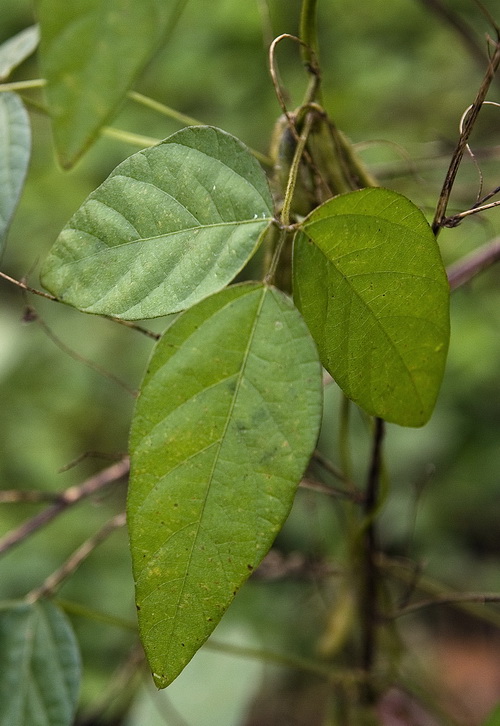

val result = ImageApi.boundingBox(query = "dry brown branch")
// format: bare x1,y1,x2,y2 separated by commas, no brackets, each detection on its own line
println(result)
447,237,500,289
0,457,130,557
432,40,500,232
26,512,127,602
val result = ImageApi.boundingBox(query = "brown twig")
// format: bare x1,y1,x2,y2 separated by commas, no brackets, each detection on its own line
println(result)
26,512,127,603
0,457,130,557
25,306,138,397
447,236,500,289
300,476,365,502
0,270,160,340
432,39,500,233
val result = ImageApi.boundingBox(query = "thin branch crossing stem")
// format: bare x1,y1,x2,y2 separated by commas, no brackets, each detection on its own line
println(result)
0,458,130,557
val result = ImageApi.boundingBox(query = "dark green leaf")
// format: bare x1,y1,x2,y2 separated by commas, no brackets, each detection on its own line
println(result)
128,283,322,687
0,93,31,257
40,127,273,319
293,187,449,426
37,0,187,167
0,26,39,81
0,600,80,726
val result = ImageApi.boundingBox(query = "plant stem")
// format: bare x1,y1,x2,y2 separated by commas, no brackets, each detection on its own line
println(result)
432,39,500,233
127,90,273,167
0,78,46,92
26,513,127,602
447,237,500,289
101,126,160,148
360,417,385,703
0,458,129,557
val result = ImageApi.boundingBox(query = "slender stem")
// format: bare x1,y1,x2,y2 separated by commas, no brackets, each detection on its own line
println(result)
0,270,160,340
206,639,371,687
300,476,365,503
360,417,385,701
0,78,46,92
127,90,273,167
26,513,127,602
281,111,315,226
0,270,58,301
0,458,129,557
432,40,500,233
392,591,500,618
299,0,322,103
447,237,500,289
101,126,160,148
56,598,137,630
30,307,137,397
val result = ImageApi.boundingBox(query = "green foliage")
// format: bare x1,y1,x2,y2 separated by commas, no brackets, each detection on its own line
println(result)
40,127,273,319
128,283,322,686
37,0,186,167
0,25,38,80
0,93,30,256
482,704,500,726
294,188,450,426
0,601,80,726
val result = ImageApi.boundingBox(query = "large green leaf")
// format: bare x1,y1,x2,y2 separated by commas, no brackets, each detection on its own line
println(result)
0,600,80,726
0,26,39,81
0,93,31,258
293,187,449,427
128,283,322,687
40,127,274,319
37,0,187,167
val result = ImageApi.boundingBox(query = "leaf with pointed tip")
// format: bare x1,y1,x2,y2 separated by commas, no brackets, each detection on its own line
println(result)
37,0,187,167
293,187,449,427
0,25,39,81
40,127,274,319
128,283,322,687
0,600,81,726
0,93,31,257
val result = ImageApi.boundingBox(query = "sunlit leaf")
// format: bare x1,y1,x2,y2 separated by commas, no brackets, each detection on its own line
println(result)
37,0,188,167
40,127,273,319
293,187,449,426
0,600,80,726
0,93,31,257
128,283,322,687
0,25,39,81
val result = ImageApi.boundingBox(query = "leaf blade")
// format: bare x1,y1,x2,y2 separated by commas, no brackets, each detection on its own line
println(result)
40,127,274,319
0,601,81,726
37,0,186,167
293,187,450,427
128,283,322,687
0,25,40,81
0,93,31,257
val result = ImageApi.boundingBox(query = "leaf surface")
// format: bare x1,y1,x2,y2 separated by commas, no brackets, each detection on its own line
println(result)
0,25,39,81
40,127,273,319
0,600,80,726
0,93,31,257
128,283,322,687
37,0,186,167
293,187,449,426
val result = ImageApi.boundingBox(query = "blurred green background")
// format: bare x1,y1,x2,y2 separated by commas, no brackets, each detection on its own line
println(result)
1,1,500,724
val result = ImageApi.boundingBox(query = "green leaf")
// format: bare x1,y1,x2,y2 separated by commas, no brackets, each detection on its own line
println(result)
0,25,40,81
128,283,322,687
0,600,81,726
293,187,449,427
37,0,187,167
0,93,31,258
40,127,273,319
